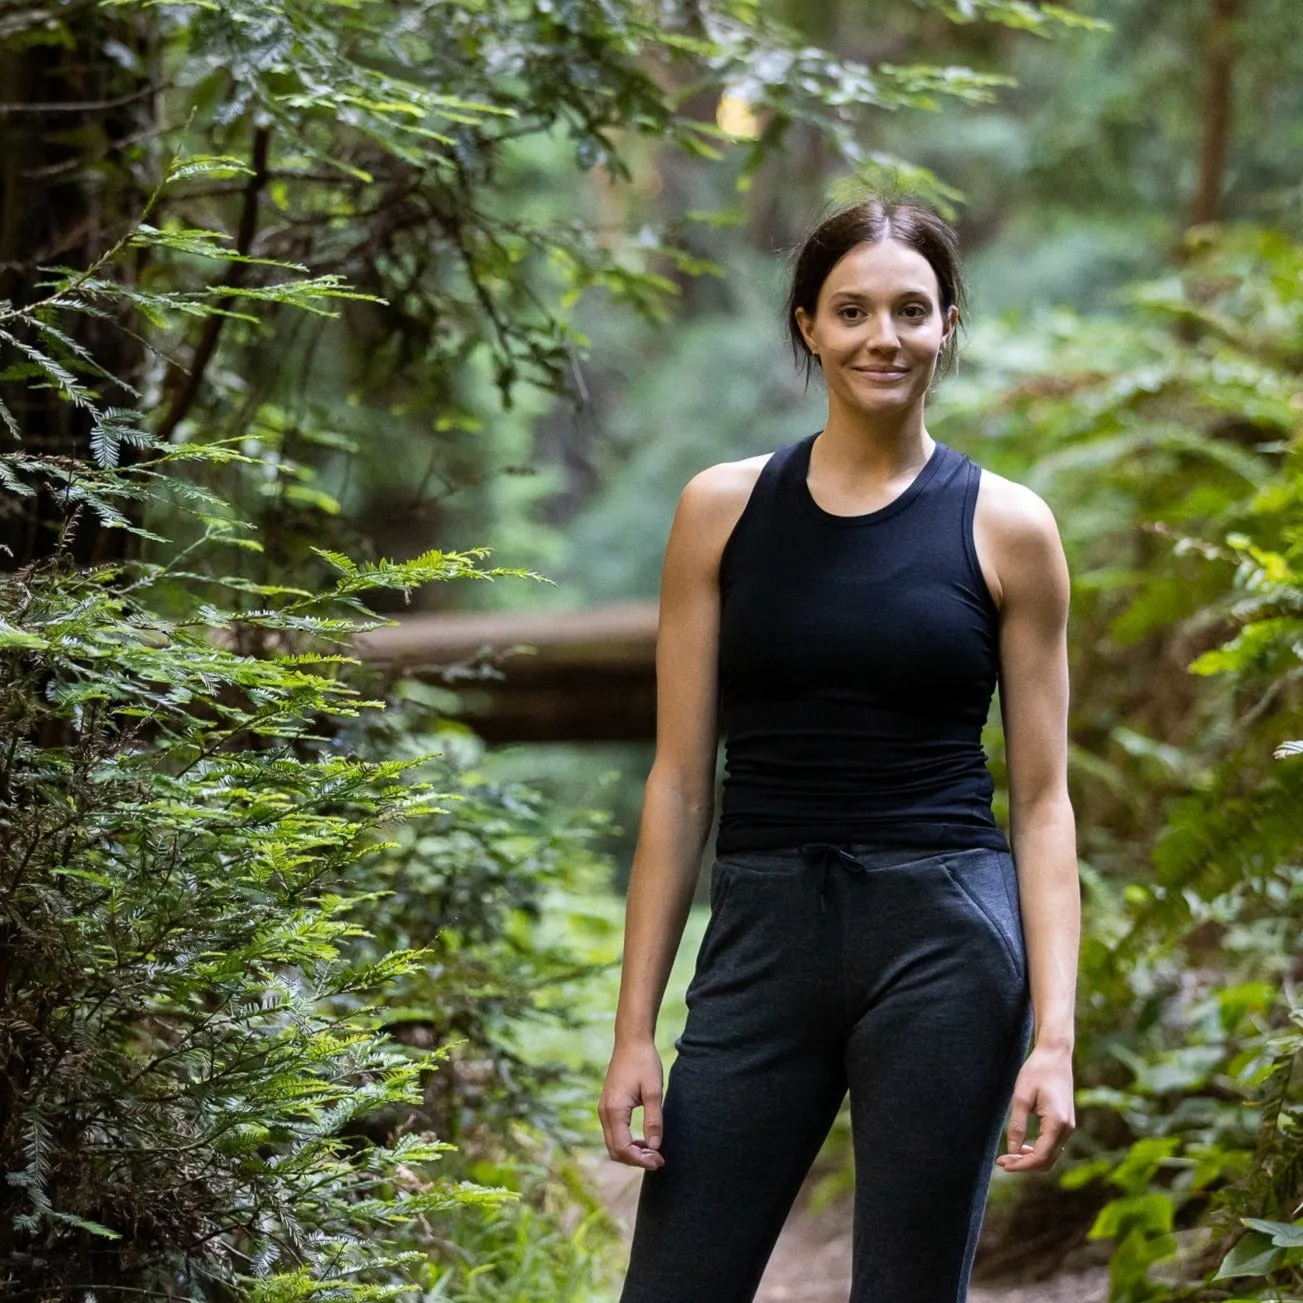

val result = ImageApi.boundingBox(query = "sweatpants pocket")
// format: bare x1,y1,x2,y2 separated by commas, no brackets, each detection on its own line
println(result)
708,859,735,911
940,848,1026,980
687,860,737,984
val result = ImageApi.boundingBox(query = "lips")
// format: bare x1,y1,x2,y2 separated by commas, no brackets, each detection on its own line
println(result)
853,367,908,379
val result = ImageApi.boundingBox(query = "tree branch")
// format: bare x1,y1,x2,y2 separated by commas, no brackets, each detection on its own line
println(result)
0,84,159,115
155,125,271,442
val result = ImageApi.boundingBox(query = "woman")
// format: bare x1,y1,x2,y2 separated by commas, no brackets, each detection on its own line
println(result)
599,195,1080,1303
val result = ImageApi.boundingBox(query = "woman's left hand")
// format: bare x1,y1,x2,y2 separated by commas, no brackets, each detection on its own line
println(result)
994,1042,1075,1173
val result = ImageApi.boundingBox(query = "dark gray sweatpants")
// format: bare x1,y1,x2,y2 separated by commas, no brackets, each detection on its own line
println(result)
618,842,1033,1303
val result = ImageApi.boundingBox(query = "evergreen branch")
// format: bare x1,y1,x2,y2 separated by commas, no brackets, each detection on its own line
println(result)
157,125,273,441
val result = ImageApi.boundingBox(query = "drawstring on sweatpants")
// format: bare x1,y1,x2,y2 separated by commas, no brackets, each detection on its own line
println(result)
797,842,866,914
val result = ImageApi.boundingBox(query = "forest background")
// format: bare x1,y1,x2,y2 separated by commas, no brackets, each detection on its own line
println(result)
3,0,1303,1300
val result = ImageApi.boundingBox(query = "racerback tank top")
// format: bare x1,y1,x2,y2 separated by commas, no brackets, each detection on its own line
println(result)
714,430,1009,855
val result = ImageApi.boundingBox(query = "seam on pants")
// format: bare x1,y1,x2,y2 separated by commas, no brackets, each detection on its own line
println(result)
940,852,1021,977
697,862,736,962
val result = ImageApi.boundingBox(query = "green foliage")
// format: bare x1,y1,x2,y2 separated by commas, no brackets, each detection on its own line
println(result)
0,436,531,1295
0,0,1096,581
0,59,625,1300
0,1,1141,1297
331,686,625,1149
0,433,629,1298
932,225,1303,1299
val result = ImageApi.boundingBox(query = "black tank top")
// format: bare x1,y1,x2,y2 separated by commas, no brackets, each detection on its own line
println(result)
714,430,1009,855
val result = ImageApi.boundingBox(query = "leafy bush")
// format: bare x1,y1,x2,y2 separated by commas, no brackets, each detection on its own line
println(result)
0,452,526,1297
0,148,626,1292
0,439,637,1300
935,225,1303,1299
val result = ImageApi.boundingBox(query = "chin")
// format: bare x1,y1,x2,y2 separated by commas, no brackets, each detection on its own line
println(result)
843,388,921,413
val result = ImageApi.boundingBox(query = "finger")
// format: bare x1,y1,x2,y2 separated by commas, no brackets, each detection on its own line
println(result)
994,1143,1035,1169
608,1099,635,1160
1004,1121,1068,1172
613,1129,665,1170
616,1145,664,1170
642,1088,664,1152
1005,1091,1032,1154
599,1098,622,1162
1030,1118,1069,1166
599,1093,624,1162
607,1098,664,1170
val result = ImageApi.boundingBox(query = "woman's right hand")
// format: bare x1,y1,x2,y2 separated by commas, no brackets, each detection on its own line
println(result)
599,1038,666,1170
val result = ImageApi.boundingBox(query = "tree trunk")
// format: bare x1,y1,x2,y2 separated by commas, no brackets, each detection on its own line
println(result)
0,6,155,567
1191,0,1240,226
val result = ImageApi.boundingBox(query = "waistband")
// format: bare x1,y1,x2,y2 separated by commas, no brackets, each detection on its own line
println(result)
719,842,962,915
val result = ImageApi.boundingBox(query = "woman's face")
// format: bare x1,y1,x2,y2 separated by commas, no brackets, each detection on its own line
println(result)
794,238,958,418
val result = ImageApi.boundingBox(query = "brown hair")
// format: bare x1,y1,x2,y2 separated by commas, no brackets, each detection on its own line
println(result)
784,196,967,387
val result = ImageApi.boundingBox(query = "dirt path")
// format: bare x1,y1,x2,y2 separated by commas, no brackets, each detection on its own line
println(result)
586,1154,1108,1303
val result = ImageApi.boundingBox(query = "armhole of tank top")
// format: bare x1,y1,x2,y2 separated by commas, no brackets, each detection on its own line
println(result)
716,443,791,588
960,457,1000,621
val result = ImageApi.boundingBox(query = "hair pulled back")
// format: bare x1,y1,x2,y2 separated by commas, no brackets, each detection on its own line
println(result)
784,195,967,387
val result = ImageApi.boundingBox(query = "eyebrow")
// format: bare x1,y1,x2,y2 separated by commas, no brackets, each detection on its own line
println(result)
829,288,933,301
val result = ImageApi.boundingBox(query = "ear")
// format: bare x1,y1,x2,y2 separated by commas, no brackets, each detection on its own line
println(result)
793,305,819,356
942,303,960,345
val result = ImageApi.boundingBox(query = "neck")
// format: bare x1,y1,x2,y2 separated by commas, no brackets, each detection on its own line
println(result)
817,392,932,471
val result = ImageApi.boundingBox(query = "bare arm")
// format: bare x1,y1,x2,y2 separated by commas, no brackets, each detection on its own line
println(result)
614,474,731,1046
979,475,1080,1173
600,460,758,1168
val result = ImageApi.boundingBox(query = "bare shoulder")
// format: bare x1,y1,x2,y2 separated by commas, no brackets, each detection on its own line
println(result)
974,466,1064,564
671,451,773,570
974,467,1060,542
680,452,771,513
972,466,1068,611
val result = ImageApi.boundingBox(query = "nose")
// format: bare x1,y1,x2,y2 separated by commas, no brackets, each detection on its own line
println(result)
861,308,900,353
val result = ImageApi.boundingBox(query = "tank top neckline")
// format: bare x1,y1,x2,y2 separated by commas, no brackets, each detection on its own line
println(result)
794,430,951,529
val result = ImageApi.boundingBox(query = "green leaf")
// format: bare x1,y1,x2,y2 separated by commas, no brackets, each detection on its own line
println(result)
0,620,49,650
49,1211,121,1239
1214,1230,1284,1279
1059,1157,1113,1189
165,153,255,183
1242,1218,1303,1248
1088,1192,1175,1240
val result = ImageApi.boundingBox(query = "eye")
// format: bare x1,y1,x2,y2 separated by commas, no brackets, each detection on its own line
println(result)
838,306,864,322
900,303,928,321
